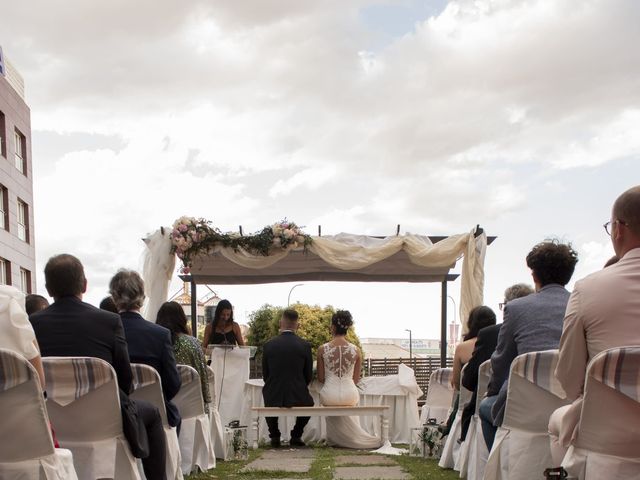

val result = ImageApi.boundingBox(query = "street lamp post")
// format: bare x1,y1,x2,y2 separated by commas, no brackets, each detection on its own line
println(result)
287,284,304,306
405,328,412,360
447,295,458,346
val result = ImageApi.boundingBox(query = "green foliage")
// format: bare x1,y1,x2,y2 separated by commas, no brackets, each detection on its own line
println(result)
246,303,362,359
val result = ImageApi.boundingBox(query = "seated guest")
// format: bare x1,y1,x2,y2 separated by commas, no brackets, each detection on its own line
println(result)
202,299,245,348
156,301,211,411
460,284,533,441
31,254,166,480
479,240,578,450
25,294,50,316
1,286,46,389
110,270,182,431
440,306,497,436
549,185,640,466
99,295,118,314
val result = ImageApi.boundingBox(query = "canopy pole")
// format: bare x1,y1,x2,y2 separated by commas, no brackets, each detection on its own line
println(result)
190,278,197,338
440,280,448,367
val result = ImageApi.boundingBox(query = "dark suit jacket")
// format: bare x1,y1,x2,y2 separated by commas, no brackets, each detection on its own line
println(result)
31,296,133,394
460,324,501,441
488,284,569,425
120,311,182,427
262,331,314,407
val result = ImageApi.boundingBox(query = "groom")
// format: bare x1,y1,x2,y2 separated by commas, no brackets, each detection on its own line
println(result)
262,309,314,447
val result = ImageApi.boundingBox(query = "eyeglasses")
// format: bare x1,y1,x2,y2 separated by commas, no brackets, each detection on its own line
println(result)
499,302,506,311
603,219,629,236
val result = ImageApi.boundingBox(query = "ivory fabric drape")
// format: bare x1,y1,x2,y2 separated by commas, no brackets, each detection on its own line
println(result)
142,228,487,332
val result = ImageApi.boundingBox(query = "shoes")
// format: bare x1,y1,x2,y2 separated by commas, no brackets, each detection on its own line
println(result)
270,437,281,448
289,437,305,447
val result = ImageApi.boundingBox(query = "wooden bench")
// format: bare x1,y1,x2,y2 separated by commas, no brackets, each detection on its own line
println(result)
250,405,390,449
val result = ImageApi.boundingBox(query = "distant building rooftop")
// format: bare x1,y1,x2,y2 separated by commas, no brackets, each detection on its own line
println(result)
0,47,25,99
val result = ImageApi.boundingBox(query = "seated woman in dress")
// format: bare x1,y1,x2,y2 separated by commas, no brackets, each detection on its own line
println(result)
316,310,381,449
156,301,211,410
202,299,245,348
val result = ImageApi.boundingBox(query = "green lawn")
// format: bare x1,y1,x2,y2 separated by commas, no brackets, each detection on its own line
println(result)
185,445,459,480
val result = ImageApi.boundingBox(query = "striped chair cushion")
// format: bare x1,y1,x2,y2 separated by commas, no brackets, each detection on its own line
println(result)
432,367,453,387
43,357,115,406
589,346,640,403
131,363,160,389
178,364,198,384
0,348,34,391
511,350,565,398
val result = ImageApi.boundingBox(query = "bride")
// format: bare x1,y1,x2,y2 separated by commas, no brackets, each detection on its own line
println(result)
317,310,382,449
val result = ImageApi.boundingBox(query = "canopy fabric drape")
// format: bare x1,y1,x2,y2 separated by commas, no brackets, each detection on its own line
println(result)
142,227,487,333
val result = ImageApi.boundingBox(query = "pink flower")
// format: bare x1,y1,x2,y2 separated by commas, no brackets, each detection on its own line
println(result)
182,266,191,274
178,224,188,232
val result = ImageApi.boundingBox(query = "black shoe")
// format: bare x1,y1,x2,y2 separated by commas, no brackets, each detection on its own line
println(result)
289,437,305,447
270,437,281,448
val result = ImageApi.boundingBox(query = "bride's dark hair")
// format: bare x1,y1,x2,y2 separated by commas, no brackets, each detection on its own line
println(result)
331,310,353,336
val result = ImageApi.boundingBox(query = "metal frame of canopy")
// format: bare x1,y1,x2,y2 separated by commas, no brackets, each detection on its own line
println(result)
179,233,496,367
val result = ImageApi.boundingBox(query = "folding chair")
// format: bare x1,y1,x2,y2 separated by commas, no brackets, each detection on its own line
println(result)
420,367,455,424
439,365,473,470
43,356,140,480
205,366,226,459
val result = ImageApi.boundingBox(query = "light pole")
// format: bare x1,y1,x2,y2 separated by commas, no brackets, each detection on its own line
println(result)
405,328,412,360
287,284,304,306
447,295,458,346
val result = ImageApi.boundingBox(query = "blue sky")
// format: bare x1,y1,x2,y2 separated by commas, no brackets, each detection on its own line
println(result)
1,0,638,340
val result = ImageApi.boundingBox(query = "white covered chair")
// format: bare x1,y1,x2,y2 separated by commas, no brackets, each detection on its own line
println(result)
463,360,491,480
420,367,455,425
174,365,215,474
130,363,183,480
484,350,570,480
439,365,473,470
205,366,226,460
0,349,78,480
42,356,140,480
562,346,640,479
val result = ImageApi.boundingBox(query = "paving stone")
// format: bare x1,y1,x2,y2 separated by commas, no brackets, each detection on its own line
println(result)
261,448,316,459
335,455,395,466
333,466,410,479
240,457,313,473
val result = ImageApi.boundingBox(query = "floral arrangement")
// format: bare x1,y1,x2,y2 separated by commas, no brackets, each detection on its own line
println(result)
171,216,313,273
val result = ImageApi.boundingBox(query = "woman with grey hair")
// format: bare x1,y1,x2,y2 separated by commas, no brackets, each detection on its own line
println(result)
110,269,183,432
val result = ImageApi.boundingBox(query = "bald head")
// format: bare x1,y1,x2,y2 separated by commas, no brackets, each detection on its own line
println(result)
613,186,640,236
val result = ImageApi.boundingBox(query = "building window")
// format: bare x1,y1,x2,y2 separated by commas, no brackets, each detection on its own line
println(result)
0,258,10,285
17,199,29,243
20,268,31,293
14,128,27,174
0,111,6,158
0,185,8,231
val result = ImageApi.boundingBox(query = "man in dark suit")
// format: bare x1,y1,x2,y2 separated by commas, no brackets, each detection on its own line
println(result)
109,269,182,431
479,241,578,450
262,309,314,447
31,254,166,480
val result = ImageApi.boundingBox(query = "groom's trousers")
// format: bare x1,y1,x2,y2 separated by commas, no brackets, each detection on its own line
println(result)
266,416,310,440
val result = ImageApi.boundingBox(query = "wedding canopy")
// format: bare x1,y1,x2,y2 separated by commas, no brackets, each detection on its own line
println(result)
142,226,494,366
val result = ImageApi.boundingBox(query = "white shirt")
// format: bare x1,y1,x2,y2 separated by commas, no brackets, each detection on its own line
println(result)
0,285,39,360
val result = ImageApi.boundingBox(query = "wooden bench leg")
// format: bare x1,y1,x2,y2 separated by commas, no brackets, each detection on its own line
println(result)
381,413,390,445
252,415,259,450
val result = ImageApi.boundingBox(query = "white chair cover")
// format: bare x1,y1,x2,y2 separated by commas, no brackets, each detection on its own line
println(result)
440,365,473,470
420,368,455,425
130,363,183,480
0,349,78,480
562,346,640,479
174,365,215,474
42,356,140,480
484,350,570,480
464,360,491,480
205,366,226,460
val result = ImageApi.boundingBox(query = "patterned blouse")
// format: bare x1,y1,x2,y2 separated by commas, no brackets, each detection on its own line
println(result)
174,334,211,409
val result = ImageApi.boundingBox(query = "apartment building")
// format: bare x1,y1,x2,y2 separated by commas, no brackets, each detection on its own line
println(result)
0,46,36,293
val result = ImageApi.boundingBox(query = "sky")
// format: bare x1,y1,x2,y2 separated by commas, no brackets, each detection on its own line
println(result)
1,0,639,340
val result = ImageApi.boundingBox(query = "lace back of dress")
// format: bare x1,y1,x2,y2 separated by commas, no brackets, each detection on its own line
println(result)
323,343,357,379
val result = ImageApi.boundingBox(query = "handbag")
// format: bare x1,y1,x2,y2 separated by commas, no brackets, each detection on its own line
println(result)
119,390,150,458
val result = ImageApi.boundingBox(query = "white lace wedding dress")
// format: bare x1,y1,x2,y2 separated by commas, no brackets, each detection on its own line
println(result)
319,343,382,449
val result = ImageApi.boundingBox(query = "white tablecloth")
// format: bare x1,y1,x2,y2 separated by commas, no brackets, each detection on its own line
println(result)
241,364,422,444
210,346,250,428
